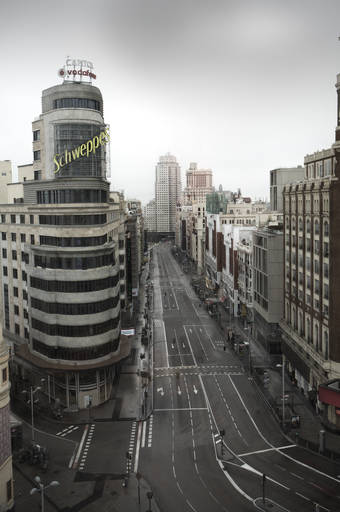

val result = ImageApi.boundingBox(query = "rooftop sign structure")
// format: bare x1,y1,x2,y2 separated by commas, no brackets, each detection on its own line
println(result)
58,57,96,83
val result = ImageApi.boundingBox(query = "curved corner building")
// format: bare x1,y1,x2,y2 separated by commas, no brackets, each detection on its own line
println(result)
0,79,128,409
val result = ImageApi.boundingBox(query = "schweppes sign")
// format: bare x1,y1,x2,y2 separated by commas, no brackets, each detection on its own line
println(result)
54,127,110,174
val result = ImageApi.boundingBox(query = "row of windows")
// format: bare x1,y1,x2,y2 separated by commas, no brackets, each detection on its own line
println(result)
31,316,120,337
2,249,29,263
39,234,107,247
37,189,107,204
39,214,107,226
31,295,119,315
2,232,35,244
34,252,115,270
53,98,101,111
30,274,119,292
32,337,119,361
286,218,329,235
1,214,34,225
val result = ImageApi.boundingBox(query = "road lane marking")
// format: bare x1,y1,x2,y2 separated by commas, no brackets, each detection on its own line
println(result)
295,492,310,501
238,445,296,457
183,326,197,366
133,421,142,472
148,415,153,448
228,374,340,484
153,407,208,411
290,472,304,480
141,421,146,448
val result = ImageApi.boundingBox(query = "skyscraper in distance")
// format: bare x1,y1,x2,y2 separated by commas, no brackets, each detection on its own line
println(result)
155,153,181,236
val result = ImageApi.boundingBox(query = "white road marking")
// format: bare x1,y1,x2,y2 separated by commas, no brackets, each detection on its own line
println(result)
295,492,310,501
141,421,147,448
290,472,304,480
157,387,164,396
133,422,142,472
183,326,198,366
154,408,208,411
228,375,340,484
193,385,198,394
177,386,181,395
238,445,296,457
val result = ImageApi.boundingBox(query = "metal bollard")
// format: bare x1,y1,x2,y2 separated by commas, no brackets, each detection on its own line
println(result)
319,430,325,454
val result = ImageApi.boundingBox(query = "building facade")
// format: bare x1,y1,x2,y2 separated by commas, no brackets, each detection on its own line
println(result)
0,334,13,511
270,166,305,212
252,227,283,355
155,153,181,235
0,79,129,410
280,71,340,430
0,162,12,205
183,162,213,205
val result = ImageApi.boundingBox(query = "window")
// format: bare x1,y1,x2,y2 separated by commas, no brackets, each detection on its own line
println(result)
30,215,34,224
1,214,5,223
3,266,7,276
14,305,19,315
20,233,26,243
314,240,319,254
324,221,329,236
30,234,35,245
15,323,20,335
324,242,329,257
324,284,329,300
306,219,311,233
12,268,17,279
34,170,41,181
30,274,119,292
53,97,101,111
13,287,18,297
39,213,107,226
12,250,17,260
2,367,7,383
314,219,319,235
2,248,7,258
23,290,27,300
33,150,41,161
324,263,329,278
22,270,27,281
11,233,16,242
37,188,107,204
2,232,6,240
33,129,40,141
10,215,16,224
24,309,28,319
20,214,25,224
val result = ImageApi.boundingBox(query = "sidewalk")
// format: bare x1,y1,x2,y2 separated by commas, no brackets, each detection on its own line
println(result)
12,255,160,512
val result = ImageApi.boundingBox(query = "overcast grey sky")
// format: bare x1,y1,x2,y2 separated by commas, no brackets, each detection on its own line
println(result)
1,0,340,204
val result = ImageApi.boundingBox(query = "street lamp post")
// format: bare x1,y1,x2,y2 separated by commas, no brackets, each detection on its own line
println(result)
146,490,153,511
30,475,59,512
276,355,286,429
22,379,45,443
219,429,225,458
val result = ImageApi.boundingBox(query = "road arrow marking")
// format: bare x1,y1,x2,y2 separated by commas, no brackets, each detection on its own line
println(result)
171,344,175,349
177,386,181,395
157,387,164,396
193,385,198,394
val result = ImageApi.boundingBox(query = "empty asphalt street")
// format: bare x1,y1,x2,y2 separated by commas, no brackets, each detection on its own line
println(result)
136,242,340,512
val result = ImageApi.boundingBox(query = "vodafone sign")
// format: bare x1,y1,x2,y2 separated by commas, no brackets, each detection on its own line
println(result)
58,57,96,82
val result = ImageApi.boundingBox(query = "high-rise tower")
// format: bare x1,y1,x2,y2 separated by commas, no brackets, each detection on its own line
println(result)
155,153,181,235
